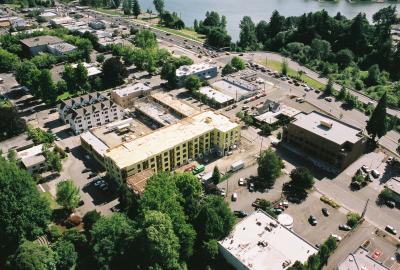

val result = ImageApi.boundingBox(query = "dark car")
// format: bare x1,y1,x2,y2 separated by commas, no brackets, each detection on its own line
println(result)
322,208,330,216
78,200,84,206
89,172,97,178
385,200,396,208
82,168,91,173
234,210,248,218
309,215,317,226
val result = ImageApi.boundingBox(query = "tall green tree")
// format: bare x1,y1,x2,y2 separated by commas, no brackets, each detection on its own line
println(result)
212,166,220,185
193,195,235,242
132,0,141,17
91,213,136,269
122,0,131,15
75,62,89,92
138,211,182,270
82,210,101,233
257,148,283,188
38,69,57,103
324,77,334,96
185,75,202,91
174,173,203,221
231,56,246,70
289,167,314,192
153,0,164,14
134,30,157,49
366,92,388,140
0,158,51,255
56,180,80,211
239,16,257,50
281,59,288,75
52,239,77,270
102,57,128,88
11,241,57,270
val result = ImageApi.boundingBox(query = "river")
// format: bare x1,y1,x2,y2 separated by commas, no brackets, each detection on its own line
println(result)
139,0,399,40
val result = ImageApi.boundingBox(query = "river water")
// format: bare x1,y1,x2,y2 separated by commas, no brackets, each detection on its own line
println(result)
139,0,399,40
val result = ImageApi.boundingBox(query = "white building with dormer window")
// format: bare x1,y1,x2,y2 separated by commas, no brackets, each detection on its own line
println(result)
58,93,124,134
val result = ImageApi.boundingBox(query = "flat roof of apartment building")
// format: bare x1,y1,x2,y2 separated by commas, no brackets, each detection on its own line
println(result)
176,62,216,77
199,86,234,104
219,210,317,270
105,111,239,169
151,92,199,117
291,111,362,145
20,35,63,47
113,83,151,98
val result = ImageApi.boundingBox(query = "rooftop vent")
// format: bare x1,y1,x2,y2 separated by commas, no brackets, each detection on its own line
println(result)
320,120,332,129
205,117,212,124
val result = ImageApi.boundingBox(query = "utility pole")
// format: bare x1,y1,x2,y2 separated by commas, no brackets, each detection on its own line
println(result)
259,136,264,156
361,199,369,218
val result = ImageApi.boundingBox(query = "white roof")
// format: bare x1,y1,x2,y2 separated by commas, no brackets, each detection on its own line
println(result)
17,144,43,159
255,105,300,124
219,210,317,270
40,11,57,17
21,154,45,167
81,131,109,156
71,62,101,77
292,111,362,145
199,86,234,104
386,177,400,195
48,42,77,53
176,62,216,77
113,83,151,97
337,247,389,270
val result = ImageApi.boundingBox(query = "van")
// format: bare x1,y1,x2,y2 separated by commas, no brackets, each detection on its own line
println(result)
192,164,205,175
231,193,237,201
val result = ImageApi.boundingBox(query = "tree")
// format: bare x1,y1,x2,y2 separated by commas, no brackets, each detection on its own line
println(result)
52,240,77,270
194,195,235,242
257,148,283,188
185,75,202,91
0,49,20,72
161,61,178,89
324,77,334,96
365,64,380,86
63,64,76,93
231,56,246,71
174,173,203,221
212,166,220,185
7,149,17,163
15,60,40,94
38,69,57,103
56,180,80,211
0,104,26,141
222,64,235,76
281,59,288,75
134,30,157,49
261,123,272,136
337,86,347,100
82,210,101,233
206,27,231,49
0,158,51,255
346,212,361,228
138,210,182,270
239,16,257,50
11,241,57,270
91,213,136,268
46,151,62,173
122,0,131,15
132,0,141,17
153,0,164,15
289,167,314,192
102,57,128,88
336,49,354,69
118,184,139,218
75,62,88,92
366,92,387,140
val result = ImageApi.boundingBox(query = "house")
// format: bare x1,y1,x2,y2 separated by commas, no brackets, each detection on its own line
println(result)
59,93,124,134
17,144,47,174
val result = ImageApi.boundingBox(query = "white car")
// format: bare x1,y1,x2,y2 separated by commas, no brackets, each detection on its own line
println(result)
330,234,342,242
220,188,226,197
238,178,245,186
361,165,369,173
371,169,380,178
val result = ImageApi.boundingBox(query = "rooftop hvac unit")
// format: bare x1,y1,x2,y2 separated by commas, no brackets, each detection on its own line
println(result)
320,120,333,129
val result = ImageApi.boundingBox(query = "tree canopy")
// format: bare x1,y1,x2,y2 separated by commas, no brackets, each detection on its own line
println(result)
56,180,80,211
366,92,387,139
257,148,283,188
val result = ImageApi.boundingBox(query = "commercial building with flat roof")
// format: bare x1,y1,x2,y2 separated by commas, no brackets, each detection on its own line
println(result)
337,247,389,270
176,62,217,86
199,86,234,108
219,210,317,270
283,111,366,172
151,92,199,118
20,35,76,56
104,111,240,181
111,83,151,108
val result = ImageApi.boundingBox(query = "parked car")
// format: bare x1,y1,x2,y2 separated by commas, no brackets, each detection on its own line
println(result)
249,182,255,192
231,192,238,201
78,200,84,206
82,168,91,173
371,169,380,178
89,172,97,178
322,208,330,216
234,210,248,218
309,215,317,226
219,188,226,197
324,97,333,102
385,225,397,235
330,234,342,242
361,165,369,173
238,178,246,186
385,200,396,208
339,224,351,231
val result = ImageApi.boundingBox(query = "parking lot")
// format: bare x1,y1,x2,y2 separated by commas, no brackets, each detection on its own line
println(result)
285,192,349,246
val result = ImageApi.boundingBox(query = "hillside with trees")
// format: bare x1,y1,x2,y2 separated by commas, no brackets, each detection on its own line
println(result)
238,7,400,107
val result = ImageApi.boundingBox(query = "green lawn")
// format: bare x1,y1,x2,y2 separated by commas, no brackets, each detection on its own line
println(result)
93,8,125,17
41,191,60,209
56,91,73,101
152,25,206,42
261,59,325,90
